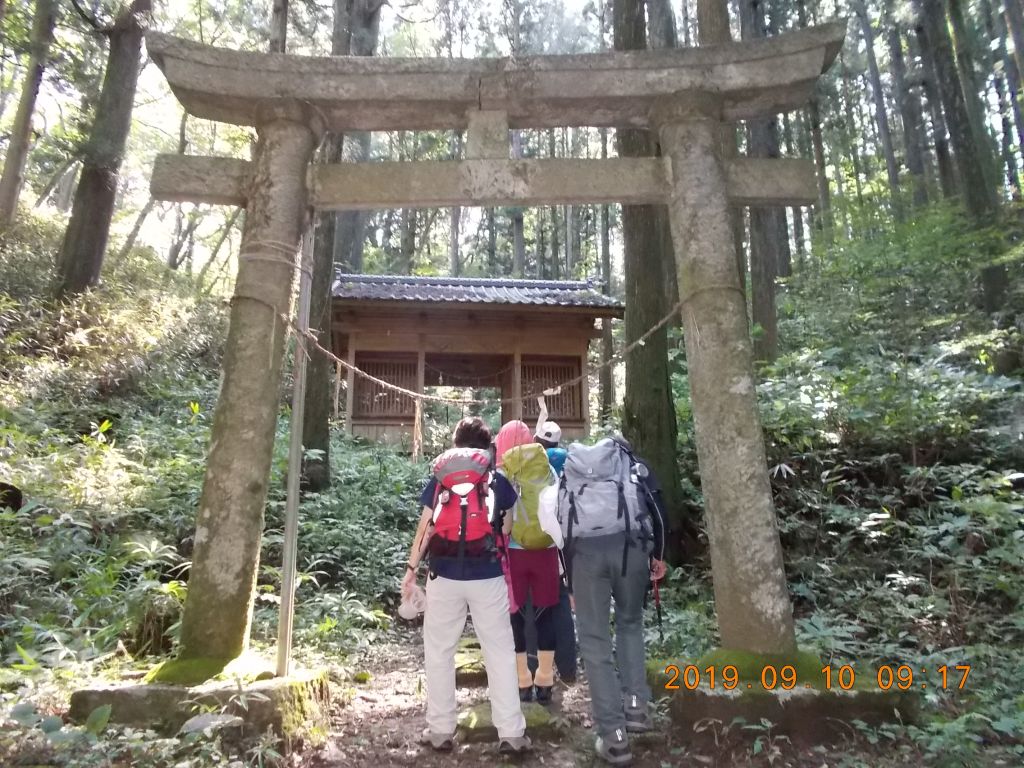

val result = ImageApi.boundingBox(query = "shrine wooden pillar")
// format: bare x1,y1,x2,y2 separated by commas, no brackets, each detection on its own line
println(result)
176,102,323,665
581,351,591,437
413,344,425,460
512,344,523,421
345,333,357,434
655,94,796,654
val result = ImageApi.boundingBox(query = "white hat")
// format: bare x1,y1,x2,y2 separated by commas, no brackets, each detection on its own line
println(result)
536,421,562,444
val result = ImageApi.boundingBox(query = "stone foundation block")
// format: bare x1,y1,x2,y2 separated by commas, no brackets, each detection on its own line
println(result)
456,701,559,743
69,668,330,749
455,637,487,688
648,663,917,743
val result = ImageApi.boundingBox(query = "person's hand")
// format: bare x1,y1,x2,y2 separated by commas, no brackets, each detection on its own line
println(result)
543,387,561,396
401,566,417,598
650,559,667,583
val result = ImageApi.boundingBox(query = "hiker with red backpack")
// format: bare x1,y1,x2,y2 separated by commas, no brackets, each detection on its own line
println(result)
494,419,564,704
401,417,532,755
558,435,667,766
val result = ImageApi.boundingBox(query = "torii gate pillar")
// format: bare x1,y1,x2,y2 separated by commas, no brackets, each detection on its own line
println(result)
172,103,323,669
657,94,796,653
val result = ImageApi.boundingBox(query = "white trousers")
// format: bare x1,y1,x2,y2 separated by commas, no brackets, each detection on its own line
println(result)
423,575,526,739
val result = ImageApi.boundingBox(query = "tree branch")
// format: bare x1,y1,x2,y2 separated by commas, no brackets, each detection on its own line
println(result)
69,0,102,31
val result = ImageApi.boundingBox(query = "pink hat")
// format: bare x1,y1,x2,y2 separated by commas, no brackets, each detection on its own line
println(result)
495,420,533,467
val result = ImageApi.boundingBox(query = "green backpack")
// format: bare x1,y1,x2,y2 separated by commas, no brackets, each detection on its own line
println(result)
502,443,556,550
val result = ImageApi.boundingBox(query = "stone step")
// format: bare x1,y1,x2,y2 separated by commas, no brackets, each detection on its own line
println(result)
454,637,487,688
457,701,562,743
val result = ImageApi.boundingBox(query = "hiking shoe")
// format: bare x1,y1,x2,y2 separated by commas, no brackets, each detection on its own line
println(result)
519,685,534,702
420,728,454,752
534,685,553,705
497,734,533,754
623,695,652,733
595,729,632,765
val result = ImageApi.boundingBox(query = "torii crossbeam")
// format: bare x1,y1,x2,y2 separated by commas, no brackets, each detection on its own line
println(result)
148,23,844,211
147,21,846,679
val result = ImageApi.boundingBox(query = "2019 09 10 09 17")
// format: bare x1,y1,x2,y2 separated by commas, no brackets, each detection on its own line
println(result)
663,663,972,692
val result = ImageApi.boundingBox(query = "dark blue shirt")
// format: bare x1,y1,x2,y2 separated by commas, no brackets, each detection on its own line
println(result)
420,473,518,581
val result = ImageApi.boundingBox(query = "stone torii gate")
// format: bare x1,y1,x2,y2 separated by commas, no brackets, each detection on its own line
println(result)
144,22,845,677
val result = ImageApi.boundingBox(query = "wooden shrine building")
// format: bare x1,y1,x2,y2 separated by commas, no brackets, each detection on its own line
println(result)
332,274,624,445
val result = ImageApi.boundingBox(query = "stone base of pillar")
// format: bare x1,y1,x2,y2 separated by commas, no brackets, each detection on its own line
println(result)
69,667,331,751
648,654,918,742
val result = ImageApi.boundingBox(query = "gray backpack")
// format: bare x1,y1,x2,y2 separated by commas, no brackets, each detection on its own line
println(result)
557,438,655,573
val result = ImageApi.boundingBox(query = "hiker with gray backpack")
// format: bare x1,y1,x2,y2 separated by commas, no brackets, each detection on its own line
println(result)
558,435,667,766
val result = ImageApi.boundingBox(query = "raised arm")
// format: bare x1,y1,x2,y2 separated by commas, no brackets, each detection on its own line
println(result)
535,387,560,434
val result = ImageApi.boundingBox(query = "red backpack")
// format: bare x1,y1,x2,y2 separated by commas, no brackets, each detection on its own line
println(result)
429,448,495,557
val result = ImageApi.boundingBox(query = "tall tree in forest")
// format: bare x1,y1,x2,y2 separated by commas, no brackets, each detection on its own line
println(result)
913,16,959,199
983,0,1023,198
0,0,57,227
852,0,903,217
991,1,1024,157
444,2,464,277
303,0,383,491
916,0,1006,311
647,0,682,319
270,0,288,52
506,1,527,278
883,0,929,207
597,2,614,423
947,0,999,192
1007,0,1024,76
598,130,615,423
795,0,833,230
55,0,152,297
739,0,784,361
333,0,381,272
614,0,686,563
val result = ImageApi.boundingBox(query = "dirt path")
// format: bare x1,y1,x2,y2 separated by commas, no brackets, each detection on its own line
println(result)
309,624,680,768
307,626,921,768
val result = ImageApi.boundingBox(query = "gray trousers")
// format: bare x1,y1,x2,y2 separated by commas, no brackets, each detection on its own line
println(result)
571,533,652,738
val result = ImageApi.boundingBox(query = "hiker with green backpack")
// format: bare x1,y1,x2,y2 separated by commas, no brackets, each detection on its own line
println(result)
494,420,563,704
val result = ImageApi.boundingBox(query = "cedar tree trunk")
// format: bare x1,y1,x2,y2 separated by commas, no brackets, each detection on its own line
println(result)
56,1,150,297
0,0,57,227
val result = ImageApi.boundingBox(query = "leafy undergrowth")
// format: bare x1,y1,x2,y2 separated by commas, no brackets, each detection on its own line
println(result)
0,218,420,766
660,204,1024,765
